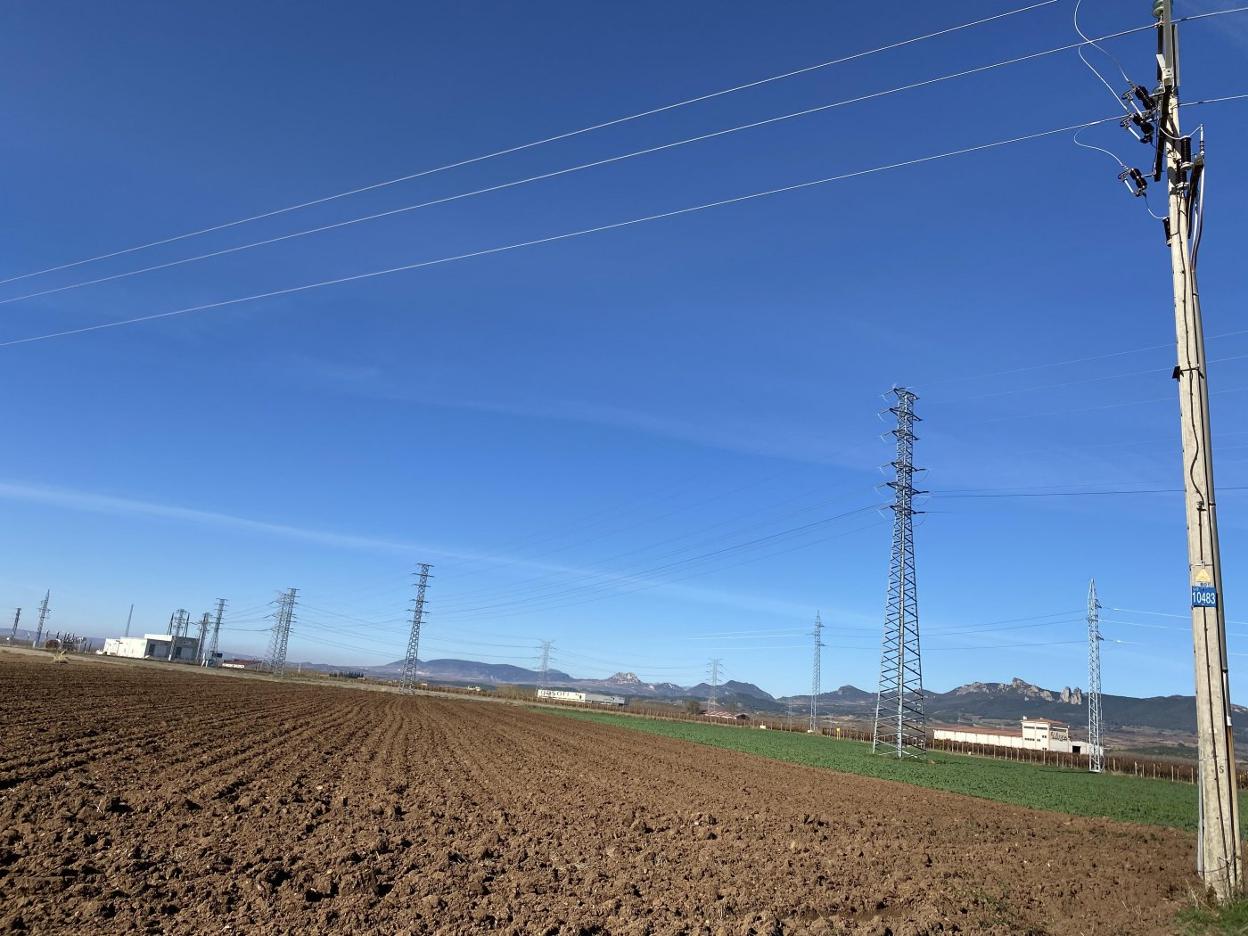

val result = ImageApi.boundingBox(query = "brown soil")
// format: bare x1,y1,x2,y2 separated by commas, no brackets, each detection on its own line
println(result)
0,655,1198,935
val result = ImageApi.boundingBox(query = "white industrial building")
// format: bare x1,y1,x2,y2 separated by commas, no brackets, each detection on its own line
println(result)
101,633,200,662
933,718,1103,757
536,688,626,706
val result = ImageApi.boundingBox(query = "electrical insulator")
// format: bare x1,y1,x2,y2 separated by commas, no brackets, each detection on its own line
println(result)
1119,167,1148,197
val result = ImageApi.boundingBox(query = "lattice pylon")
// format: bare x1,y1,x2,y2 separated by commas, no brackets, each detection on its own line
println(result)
872,387,927,758
1087,579,1104,773
400,565,432,693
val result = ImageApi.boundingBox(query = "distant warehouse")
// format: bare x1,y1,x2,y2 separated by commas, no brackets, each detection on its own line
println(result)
536,688,626,706
933,718,1103,757
101,633,199,662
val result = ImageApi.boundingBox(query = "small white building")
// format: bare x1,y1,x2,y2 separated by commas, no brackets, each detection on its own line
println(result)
536,688,626,706
101,633,199,662
933,718,1103,757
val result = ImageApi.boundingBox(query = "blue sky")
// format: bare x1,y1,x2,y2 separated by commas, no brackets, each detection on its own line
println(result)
1,0,1246,699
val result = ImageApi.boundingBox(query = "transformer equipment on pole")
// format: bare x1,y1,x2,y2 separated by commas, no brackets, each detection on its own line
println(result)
872,387,926,758
400,565,432,693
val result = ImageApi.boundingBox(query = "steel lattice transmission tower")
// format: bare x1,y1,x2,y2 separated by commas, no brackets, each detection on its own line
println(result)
265,589,297,675
872,387,927,758
207,598,226,665
537,640,554,688
1087,579,1104,773
33,591,50,648
809,612,824,733
400,564,433,693
707,658,723,709
170,609,190,661
196,613,211,664
9,608,20,643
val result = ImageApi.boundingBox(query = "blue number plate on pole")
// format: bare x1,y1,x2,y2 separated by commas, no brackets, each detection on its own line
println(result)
1192,584,1218,608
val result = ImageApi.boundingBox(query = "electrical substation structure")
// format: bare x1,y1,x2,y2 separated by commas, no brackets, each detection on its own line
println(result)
1087,580,1104,773
872,387,926,758
400,564,432,693
33,591,50,648
809,612,823,733
265,589,298,676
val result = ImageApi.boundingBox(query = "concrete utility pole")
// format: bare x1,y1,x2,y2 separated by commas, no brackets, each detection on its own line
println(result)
1153,0,1240,897
33,591,50,648
124,603,134,638
8,608,19,642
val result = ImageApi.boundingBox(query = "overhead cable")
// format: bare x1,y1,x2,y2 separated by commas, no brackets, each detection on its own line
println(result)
0,0,1061,288
0,18,1177,309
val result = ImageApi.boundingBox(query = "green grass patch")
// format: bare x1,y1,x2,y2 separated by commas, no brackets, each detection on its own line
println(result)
1176,897,1248,934
542,708,1225,830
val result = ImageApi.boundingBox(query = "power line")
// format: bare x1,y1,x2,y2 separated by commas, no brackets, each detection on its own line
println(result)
10,106,1216,350
435,505,877,618
0,0,1061,289
0,17,1183,310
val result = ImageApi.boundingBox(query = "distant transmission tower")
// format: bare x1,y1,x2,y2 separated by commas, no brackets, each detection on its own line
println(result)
1087,579,1104,773
196,612,211,664
265,588,298,676
809,611,824,733
400,564,432,693
9,608,20,642
170,609,190,661
537,640,554,688
207,598,225,665
33,591,50,648
124,603,134,638
707,658,723,709
872,387,927,758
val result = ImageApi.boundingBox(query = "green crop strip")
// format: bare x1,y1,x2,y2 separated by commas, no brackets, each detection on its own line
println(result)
538,708,1234,831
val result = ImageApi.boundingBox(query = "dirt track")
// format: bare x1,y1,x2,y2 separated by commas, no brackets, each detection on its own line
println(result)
0,655,1198,934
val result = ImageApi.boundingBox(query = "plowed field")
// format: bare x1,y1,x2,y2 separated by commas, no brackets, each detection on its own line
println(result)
0,654,1198,934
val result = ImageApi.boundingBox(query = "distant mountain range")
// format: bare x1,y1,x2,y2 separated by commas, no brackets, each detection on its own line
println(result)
289,657,1233,749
